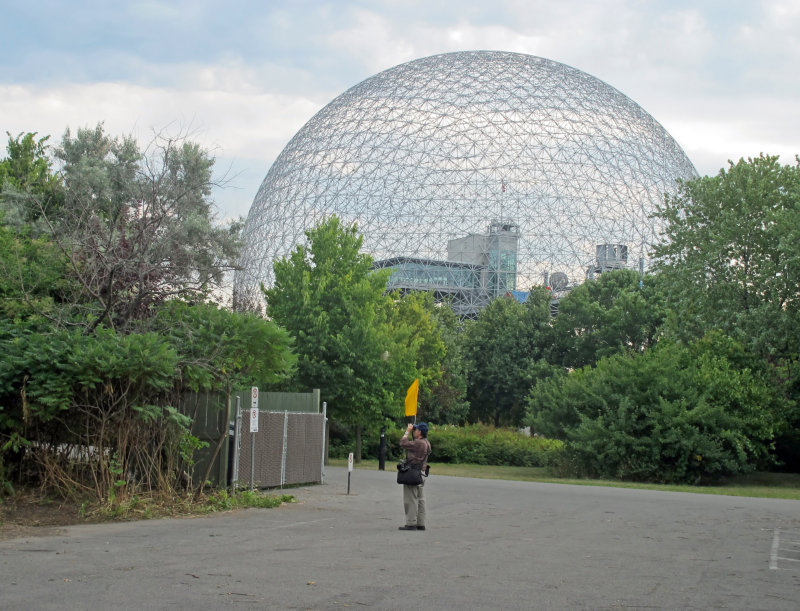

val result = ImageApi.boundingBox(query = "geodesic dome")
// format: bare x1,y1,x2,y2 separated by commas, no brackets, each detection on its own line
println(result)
235,50,696,309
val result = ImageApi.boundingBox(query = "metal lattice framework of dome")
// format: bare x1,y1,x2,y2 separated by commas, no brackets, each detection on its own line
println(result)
235,50,697,309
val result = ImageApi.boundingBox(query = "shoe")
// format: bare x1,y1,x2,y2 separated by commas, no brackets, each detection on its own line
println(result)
398,525,417,531
416,525,426,531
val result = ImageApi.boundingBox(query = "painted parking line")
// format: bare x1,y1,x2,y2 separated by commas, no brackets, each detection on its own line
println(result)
769,528,800,570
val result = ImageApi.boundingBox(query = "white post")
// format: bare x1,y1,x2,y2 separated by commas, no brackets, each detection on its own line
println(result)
232,395,242,490
321,402,327,484
250,387,259,490
347,452,353,495
250,431,256,490
280,410,289,487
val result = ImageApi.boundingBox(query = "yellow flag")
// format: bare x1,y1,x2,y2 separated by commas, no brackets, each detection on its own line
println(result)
404,378,419,417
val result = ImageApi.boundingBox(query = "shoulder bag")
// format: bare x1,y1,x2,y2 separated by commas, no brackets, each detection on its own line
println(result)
396,440,431,485
396,460,424,485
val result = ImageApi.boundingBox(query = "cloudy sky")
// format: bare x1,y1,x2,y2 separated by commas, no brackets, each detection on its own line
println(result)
1,0,798,221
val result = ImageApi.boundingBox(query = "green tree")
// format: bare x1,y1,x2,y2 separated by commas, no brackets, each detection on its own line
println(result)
651,154,800,468
462,288,556,427
263,216,410,458
549,269,667,369
651,154,800,353
0,132,63,228
385,291,469,425
425,299,470,424
0,132,72,323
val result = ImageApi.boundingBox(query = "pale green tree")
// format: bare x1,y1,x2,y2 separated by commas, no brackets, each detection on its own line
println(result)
263,216,416,458
44,124,241,331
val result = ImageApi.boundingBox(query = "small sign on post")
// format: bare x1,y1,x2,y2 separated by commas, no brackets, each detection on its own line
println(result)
250,387,259,433
249,387,259,489
347,452,354,495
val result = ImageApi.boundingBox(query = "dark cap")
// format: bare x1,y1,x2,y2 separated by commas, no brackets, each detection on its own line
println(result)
414,422,428,435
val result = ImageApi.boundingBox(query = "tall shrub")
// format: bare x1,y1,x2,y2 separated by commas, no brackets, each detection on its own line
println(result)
526,335,781,483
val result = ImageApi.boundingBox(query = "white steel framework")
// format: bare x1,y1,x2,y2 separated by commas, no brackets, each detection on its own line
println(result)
235,51,697,310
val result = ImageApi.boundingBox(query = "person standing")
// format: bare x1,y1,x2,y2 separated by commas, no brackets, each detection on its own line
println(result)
398,422,431,531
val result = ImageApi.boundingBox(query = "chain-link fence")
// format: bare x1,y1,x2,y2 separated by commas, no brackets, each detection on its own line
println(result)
180,389,325,489
232,408,326,489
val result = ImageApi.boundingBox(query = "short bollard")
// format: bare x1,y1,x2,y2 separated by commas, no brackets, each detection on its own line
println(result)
378,426,387,471
347,452,353,494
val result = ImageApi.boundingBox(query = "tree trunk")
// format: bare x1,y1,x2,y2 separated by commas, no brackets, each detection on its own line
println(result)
355,424,363,463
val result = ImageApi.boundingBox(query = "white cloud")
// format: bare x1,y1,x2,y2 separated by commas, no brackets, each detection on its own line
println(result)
0,76,324,220
325,9,419,75
650,83,800,178
3,0,799,217
0,80,319,157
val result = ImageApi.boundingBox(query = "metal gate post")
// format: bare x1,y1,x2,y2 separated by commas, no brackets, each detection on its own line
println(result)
232,395,242,490
250,424,256,490
280,410,289,487
321,402,327,484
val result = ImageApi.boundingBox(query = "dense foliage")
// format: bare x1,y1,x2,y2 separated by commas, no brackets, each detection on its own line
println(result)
527,334,782,483
4,125,797,491
461,288,556,427
262,217,467,456
418,425,564,467
0,128,293,504
652,155,800,351
652,155,800,469
522,155,799,481
0,323,183,499
548,269,667,369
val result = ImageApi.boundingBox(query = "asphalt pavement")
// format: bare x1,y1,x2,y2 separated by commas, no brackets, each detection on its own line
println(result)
1,466,799,610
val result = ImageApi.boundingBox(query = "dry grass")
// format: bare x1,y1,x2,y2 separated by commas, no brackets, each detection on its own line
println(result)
0,487,295,539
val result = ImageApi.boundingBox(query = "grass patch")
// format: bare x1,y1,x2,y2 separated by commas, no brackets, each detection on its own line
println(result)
95,489,298,521
203,489,296,512
332,459,800,501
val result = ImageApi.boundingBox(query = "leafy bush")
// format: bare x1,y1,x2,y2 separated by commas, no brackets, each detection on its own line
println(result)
333,423,564,467
527,335,783,484
0,323,184,501
387,424,564,467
